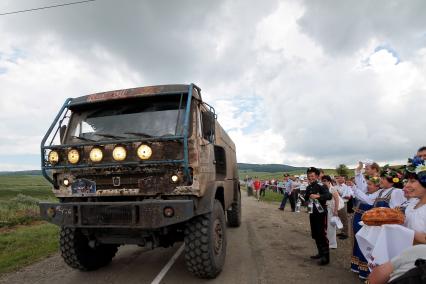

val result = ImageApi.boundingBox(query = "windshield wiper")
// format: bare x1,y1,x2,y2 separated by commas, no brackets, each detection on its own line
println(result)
124,132,153,138
71,136,96,142
95,133,126,139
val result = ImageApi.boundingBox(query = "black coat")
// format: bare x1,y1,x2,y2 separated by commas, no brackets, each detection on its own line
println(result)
304,181,332,212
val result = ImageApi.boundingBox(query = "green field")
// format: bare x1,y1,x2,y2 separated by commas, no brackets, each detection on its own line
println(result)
0,175,53,201
0,175,59,275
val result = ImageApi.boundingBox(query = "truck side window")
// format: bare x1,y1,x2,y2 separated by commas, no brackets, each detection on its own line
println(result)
201,110,215,143
214,145,226,178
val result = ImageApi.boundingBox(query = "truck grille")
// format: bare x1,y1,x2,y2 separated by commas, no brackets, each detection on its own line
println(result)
80,205,135,225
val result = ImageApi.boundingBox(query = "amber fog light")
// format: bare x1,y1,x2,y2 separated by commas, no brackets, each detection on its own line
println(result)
48,150,59,164
137,144,152,160
163,207,174,218
112,146,127,161
90,147,103,162
67,149,80,164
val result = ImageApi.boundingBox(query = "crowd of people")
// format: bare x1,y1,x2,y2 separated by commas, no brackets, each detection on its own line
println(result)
244,146,426,284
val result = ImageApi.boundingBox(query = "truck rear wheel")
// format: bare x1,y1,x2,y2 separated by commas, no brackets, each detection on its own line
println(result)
184,200,226,278
60,227,118,271
227,190,241,227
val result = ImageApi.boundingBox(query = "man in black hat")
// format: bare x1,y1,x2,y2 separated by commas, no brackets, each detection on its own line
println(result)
304,167,332,265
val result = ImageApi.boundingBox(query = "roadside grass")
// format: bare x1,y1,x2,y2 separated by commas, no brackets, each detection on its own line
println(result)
0,175,59,275
0,223,59,274
0,194,44,227
0,176,55,228
241,185,283,203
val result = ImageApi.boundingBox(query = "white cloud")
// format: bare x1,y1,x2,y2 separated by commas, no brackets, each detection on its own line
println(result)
0,0,425,170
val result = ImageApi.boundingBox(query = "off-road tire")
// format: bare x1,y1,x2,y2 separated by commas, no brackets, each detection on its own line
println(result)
227,190,241,227
60,227,118,271
184,200,227,279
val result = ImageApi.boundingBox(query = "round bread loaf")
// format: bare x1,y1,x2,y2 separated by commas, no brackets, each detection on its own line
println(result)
361,207,405,226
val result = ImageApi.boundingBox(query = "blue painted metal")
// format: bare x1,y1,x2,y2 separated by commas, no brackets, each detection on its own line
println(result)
41,85,199,185
182,84,193,183
40,98,73,184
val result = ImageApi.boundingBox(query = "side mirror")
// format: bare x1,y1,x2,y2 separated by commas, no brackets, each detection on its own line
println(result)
59,125,67,143
202,111,215,142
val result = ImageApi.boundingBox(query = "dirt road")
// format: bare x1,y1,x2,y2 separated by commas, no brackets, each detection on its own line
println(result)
0,194,360,284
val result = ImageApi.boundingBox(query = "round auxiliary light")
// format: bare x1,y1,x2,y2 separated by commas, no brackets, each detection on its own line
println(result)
112,146,127,161
137,144,152,160
48,150,59,164
171,175,179,183
89,147,103,162
67,149,80,164
63,179,70,186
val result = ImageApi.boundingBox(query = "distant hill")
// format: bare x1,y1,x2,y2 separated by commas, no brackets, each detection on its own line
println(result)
0,170,42,176
237,163,306,173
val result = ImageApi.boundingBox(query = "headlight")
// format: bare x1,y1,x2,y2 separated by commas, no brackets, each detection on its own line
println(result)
171,175,179,183
89,147,103,162
112,146,127,161
67,149,80,164
48,150,59,164
137,144,152,160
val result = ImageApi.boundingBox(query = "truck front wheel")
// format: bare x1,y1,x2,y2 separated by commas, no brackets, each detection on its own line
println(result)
184,200,227,278
60,227,118,271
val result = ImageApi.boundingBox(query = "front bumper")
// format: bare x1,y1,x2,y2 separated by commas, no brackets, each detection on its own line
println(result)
39,200,194,229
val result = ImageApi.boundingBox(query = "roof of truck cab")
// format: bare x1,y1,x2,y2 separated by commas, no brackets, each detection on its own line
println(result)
69,84,201,107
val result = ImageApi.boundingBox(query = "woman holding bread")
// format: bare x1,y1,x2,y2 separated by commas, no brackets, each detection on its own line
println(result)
351,170,381,279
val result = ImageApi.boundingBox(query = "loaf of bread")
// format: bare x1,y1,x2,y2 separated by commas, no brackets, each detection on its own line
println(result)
361,207,405,226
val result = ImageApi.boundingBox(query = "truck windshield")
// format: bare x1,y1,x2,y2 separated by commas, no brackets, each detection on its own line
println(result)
64,96,186,143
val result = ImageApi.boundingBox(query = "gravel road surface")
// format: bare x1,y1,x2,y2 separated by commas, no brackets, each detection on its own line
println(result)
0,193,360,284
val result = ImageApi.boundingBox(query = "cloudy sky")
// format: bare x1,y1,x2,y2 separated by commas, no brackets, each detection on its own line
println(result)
0,0,425,171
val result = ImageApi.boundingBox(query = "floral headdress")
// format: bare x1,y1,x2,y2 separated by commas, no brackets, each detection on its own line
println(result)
405,156,426,185
380,164,403,184
368,176,381,185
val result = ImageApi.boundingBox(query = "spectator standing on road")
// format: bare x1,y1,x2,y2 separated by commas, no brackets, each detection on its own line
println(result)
335,176,352,240
304,167,332,265
253,177,261,201
290,177,301,212
321,175,341,249
247,177,254,196
260,180,267,197
278,175,293,211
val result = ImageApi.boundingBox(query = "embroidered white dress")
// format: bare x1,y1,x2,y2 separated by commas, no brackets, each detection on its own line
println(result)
404,200,426,233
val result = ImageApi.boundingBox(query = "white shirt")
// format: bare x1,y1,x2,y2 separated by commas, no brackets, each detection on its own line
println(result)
404,200,426,233
353,185,380,205
354,170,368,193
353,187,406,208
336,183,354,202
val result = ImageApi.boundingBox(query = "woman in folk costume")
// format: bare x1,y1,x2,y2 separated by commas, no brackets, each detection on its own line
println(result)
374,165,406,208
351,162,381,279
402,156,426,244
354,165,406,208
321,175,341,249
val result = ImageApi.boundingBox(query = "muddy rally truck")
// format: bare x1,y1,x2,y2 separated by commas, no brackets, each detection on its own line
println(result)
39,84,241,278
